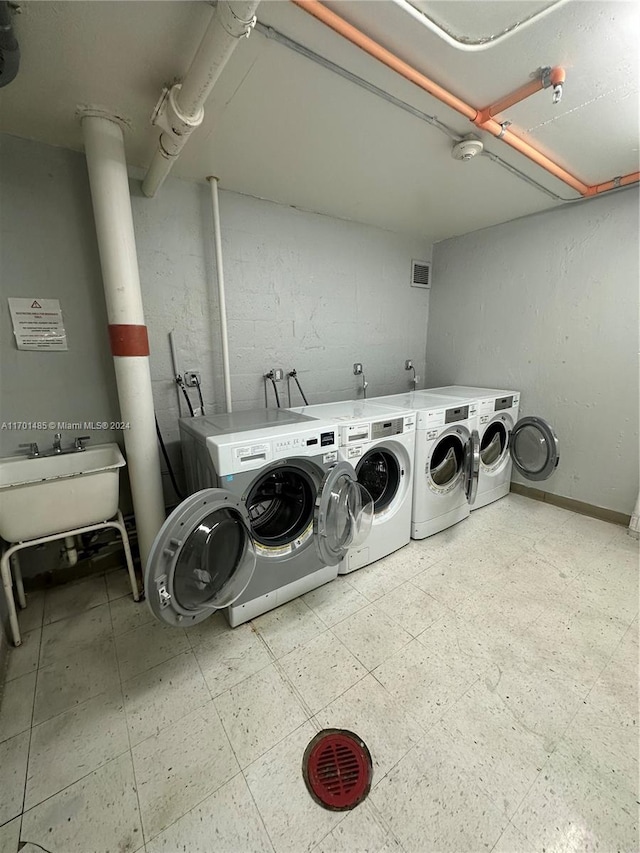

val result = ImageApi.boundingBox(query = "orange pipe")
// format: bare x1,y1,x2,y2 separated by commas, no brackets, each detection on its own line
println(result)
291,0,639,199
485,76,547,118
586,171,640,196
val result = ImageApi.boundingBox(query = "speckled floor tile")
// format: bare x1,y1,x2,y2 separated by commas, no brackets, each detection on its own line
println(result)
280,629,366,714
370,730,507,852
374,580,448,637
440,679,551,817
4,628,40,682
25,687,129,810
252,598,326,659
40,601,113,667
115,620,190,681
313,802,401,853
0,730,29,825
314,674,423,781
245,721,343,853
193,621,273,697
43,574,108,625
109,594,154,636
145,772,273,853
122,650,210,747
303,576,369,627
214,663,308,768
511,746,638,853
0,817,21,853
331,604,412,671
33,638,119,725
0,671,36,743
20,753,143,853
133,702,239,842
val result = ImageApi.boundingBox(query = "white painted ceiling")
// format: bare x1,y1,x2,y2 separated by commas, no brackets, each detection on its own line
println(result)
0,0,638,241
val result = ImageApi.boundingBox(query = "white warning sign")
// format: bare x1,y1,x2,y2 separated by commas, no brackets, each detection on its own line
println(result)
8,298,68,351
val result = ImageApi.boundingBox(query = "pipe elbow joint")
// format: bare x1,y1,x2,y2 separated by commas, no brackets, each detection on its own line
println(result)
151,83,204,158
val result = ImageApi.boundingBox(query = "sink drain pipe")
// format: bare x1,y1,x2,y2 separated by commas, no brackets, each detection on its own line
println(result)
81,112,166,570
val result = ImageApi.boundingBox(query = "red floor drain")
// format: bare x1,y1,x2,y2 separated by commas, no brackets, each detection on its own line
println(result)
302,729,372,810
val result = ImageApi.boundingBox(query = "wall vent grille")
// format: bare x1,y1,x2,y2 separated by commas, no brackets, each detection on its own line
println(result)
411,260,431,289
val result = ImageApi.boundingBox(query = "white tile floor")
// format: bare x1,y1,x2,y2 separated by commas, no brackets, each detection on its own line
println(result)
0,494,637,853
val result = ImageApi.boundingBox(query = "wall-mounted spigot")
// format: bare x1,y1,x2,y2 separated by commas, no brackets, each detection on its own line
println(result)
353,363,367,397
405,359,419,388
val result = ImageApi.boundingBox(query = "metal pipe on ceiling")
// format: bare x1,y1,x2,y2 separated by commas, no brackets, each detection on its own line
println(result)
142,0,260,198
291,0,639,199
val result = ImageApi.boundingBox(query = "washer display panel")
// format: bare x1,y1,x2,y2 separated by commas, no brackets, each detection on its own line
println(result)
144,490,256,627
356,449,400,513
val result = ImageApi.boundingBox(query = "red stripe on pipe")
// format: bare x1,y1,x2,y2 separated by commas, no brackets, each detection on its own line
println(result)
108,324,150,356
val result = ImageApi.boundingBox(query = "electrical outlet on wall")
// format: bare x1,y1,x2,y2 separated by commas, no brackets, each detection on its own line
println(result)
405,360,413,371
184,371,201,387
353,363,363,375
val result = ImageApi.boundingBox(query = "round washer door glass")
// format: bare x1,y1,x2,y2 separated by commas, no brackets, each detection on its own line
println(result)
144,490,256,628
356,449,400,513
510,416,559,481
314,462,374,566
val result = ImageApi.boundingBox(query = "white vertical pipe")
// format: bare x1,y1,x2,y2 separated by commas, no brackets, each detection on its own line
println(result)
81,114,166,569
207,176,233,412
629,492,640,537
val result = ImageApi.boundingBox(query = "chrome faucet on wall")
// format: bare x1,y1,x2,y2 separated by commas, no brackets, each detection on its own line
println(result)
19,434,91,458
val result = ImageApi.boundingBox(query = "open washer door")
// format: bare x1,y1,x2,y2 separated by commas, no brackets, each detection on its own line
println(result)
314,462,374,566
510,416,559,481
145,490,257,627
463,429,480,505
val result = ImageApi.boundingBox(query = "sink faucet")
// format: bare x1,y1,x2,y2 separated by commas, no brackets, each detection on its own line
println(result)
52,433,62,454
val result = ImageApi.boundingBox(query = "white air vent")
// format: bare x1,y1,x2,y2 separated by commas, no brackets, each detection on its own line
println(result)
411,260,431,289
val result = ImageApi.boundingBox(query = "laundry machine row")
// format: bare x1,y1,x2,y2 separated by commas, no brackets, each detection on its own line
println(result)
424,386,559,510
144,409,373,630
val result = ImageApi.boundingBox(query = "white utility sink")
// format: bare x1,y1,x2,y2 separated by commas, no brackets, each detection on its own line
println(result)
0,443,126,542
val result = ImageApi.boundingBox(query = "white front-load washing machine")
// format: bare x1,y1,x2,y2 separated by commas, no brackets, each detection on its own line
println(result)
368,391,480,538
143,409,373,629
288,400,416,573
425,386,560,509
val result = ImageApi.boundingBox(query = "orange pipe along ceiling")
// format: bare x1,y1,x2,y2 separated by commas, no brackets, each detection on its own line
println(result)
291,0,640,199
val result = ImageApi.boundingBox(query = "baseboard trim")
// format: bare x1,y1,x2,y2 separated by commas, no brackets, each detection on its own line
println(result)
510,483,631,527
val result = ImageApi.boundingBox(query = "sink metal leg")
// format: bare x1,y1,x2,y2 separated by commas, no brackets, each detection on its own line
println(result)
113,510,140,602
10,553,26,609
1,549,22,647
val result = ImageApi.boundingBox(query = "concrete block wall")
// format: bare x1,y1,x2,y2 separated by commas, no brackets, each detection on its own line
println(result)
132,181,432,457
1,133,431,510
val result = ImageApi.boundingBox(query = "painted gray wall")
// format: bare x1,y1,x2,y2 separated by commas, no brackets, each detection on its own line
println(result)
1,132,431,507
426,188,639,515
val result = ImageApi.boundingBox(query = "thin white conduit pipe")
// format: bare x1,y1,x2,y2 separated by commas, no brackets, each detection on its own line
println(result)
390,0,570,51
81,113,166,569
207,176,233,413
